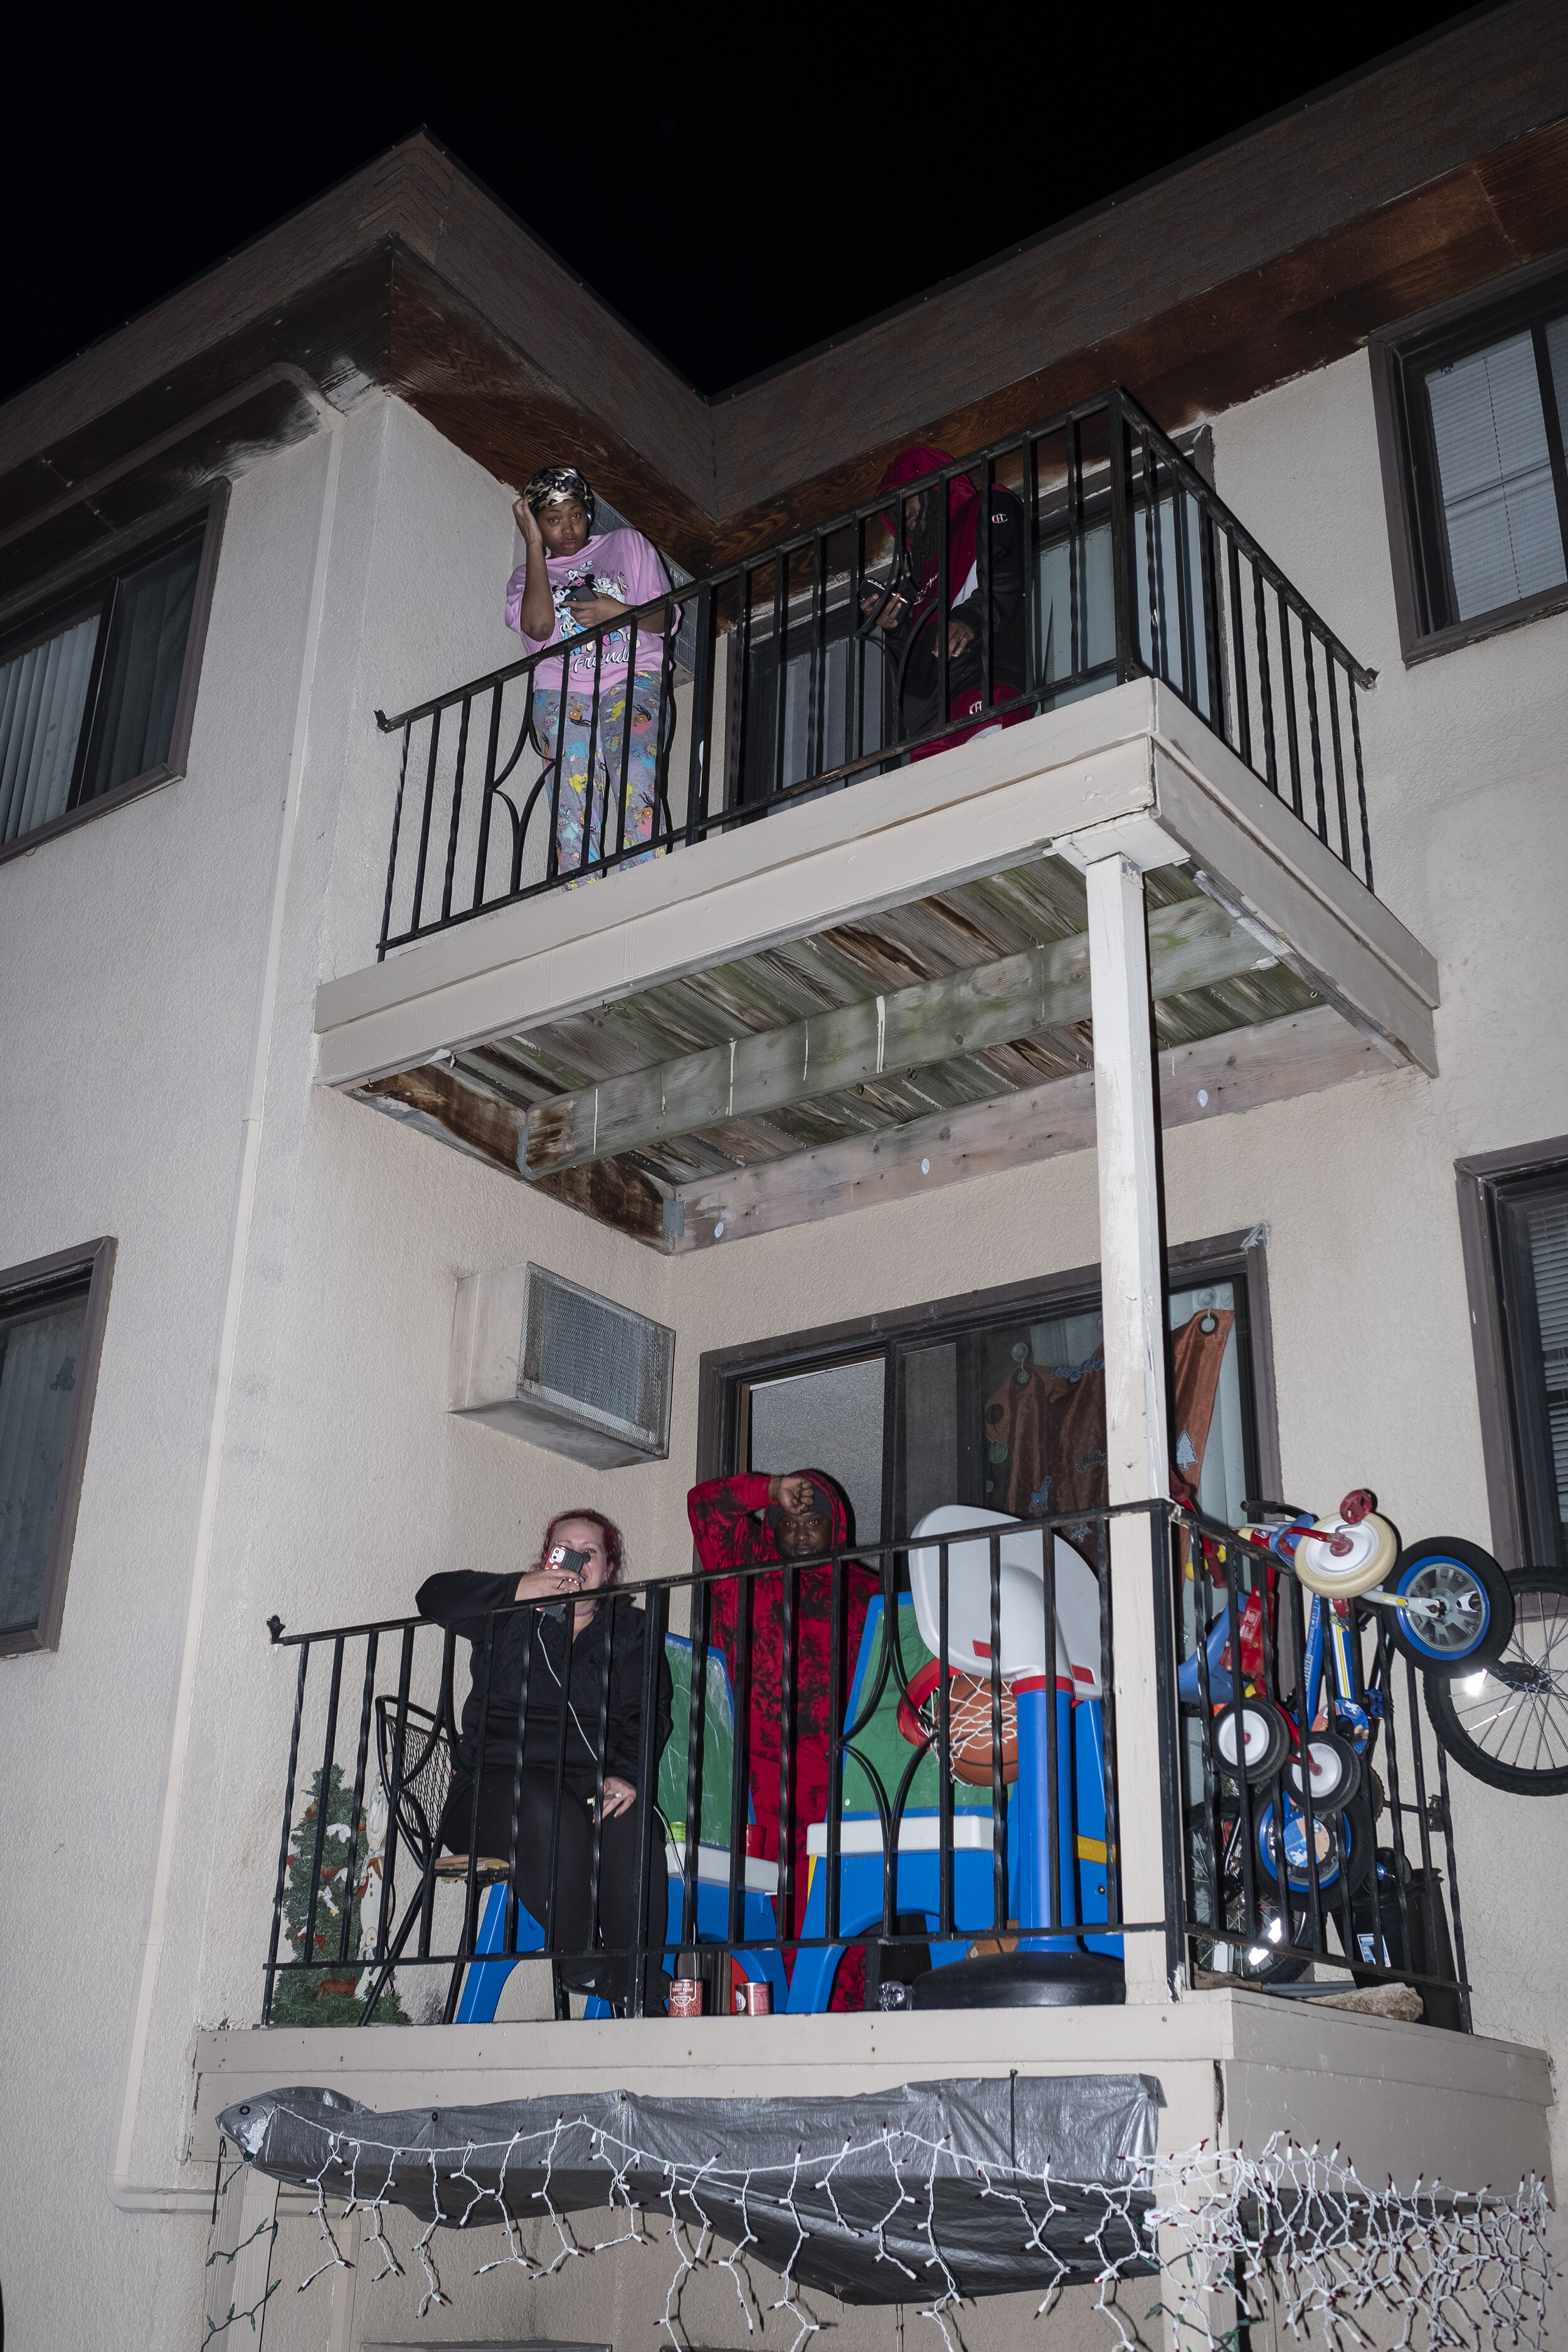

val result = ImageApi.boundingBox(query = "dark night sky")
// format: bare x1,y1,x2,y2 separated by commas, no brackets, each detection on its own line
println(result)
4,2,1493,408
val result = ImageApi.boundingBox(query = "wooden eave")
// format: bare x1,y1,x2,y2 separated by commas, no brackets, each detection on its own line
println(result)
708,0,1568,535
3,0,1568,603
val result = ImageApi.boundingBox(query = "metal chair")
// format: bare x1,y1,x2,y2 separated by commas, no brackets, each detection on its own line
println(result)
358,1695,511,2023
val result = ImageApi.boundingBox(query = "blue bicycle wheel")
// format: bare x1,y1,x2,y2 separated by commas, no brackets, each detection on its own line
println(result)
1389,1540,1513,1677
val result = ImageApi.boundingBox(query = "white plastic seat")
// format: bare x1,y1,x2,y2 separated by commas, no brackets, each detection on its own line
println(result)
908,1505,1103,1695
805,1813,1000,1857
664,1836,779,1895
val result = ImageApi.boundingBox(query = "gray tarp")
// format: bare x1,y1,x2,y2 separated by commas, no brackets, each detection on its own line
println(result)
218,2074,1162,2304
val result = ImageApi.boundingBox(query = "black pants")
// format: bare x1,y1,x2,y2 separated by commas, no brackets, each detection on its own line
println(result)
438,1766,666,2010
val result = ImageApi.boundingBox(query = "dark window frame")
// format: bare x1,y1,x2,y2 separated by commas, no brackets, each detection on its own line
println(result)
0,1235,117,1656
1455,1135,1568,1570
0,484,227,869
1370,255,1568,665
694,1227,1281,1536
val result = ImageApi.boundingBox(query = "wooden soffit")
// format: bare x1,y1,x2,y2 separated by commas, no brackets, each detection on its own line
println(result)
709,108,1568,559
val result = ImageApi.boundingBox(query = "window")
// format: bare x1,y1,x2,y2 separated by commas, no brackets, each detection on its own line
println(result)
1456,1142,1568,1569
0,1239,115,1655
701,1236,1278,1547
0,497,223,861
734,595,889,805
1374,270,1568,657
1035,487,1210,721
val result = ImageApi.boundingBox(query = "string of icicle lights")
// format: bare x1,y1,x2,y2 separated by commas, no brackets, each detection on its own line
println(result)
237,2109,1557,2352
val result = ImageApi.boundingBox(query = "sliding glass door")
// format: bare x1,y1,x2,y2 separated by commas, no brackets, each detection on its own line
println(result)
724,1260,1263,1550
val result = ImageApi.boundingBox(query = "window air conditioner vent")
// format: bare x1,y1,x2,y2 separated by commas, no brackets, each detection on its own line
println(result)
449,1262,674,1470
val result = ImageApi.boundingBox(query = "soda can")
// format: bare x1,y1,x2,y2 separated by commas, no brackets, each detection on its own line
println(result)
669,1978,703,2018
734,1980,771,2016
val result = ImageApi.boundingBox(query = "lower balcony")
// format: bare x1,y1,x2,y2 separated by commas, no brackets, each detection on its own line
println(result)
193,1506,1552,2233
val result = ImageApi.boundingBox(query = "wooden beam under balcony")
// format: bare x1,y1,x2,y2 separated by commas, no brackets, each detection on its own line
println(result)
665,1006,1382,1252
521,895,1270,1179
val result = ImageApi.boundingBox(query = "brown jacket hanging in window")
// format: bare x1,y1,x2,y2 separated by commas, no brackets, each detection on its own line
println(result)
983,1310,1234,1518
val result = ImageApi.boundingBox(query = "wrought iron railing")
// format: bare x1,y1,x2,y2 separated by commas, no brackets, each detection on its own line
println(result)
373,390,1378,958
1177,1510,1472,2028
256,1500,1466,2027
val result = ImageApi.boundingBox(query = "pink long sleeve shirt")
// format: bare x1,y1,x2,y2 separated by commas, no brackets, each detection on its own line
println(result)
505,526,679,695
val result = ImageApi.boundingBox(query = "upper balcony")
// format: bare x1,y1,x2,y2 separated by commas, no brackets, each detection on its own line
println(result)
312,391,1439,1251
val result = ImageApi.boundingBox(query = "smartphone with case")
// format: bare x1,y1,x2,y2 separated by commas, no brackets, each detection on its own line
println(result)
547,1544,591,1583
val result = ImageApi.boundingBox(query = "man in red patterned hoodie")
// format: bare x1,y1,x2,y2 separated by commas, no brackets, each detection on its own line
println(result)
687,1470,877,2010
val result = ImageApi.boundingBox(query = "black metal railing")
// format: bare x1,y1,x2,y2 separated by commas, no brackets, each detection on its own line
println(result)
256,1499,1466,2027
1177,1511,1472,2027
373,390,1378,958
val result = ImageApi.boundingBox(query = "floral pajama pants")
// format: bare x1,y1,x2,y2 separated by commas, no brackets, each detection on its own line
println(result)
533,682,663,881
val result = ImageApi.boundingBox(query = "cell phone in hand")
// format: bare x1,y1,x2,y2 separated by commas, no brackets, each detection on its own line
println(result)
547,1544,591,1582
563,576,598,605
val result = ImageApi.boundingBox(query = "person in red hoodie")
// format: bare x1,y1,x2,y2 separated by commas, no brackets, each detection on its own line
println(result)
864,445,1030,761
686,1470,878,2009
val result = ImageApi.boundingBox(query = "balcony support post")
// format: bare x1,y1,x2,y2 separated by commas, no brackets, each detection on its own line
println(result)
1086,850,1179,2002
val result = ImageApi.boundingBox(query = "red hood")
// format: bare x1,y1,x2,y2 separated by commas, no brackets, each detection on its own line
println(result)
877,447,981,620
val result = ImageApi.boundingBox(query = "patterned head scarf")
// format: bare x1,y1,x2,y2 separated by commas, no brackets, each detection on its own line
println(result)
522,464,596,527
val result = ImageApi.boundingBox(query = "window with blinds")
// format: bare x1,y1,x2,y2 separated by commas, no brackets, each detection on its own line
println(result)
1495,1174,1568,1568
1387,270,1568,644
0,1239,115,1656
0,508,217,857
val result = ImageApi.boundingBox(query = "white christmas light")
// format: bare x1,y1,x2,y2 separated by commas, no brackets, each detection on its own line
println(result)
254,2105,1552,2352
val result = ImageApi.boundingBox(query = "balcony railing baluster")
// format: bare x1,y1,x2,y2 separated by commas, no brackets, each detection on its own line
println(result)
262,1636,310,2024
341,1630,378,1966
1349,675,1374,892
1251,560,1278,795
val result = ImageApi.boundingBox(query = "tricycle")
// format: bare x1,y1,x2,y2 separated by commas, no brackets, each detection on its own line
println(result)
1178,1491,1515,1984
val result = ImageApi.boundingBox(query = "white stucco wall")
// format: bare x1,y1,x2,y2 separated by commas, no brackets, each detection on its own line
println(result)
4,346,1567,2350
0,397,670,2346
0,420,344,2348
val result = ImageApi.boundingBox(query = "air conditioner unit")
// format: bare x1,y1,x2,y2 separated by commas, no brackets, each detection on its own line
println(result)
448,1262,674,1470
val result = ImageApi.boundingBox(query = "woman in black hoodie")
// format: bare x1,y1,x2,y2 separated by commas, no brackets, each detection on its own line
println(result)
416,1509,671,2010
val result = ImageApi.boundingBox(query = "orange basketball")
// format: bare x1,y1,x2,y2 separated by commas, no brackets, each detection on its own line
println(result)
897,1661,1020,1786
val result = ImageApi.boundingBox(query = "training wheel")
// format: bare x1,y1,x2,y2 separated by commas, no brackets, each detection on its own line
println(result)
1213,1699,1290,1784
1294,1512,1398,1597
1285,1729,1361,1815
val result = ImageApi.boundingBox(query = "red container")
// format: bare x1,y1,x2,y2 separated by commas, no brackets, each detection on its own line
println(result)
669,1978,703,2018
744,1825,768,1859
733,1980,772,2016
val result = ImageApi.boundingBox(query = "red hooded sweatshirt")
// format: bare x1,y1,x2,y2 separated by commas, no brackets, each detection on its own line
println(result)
686,1473,876,1782
876,447,1029,750
687,1473,877,2005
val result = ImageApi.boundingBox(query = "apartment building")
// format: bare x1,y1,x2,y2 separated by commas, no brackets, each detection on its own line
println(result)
3,8,1567,2344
